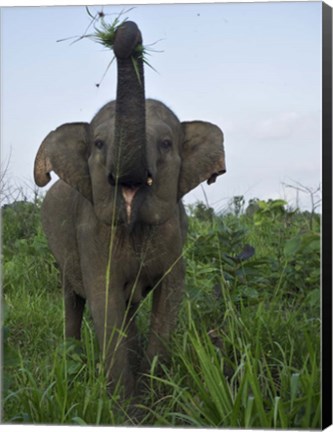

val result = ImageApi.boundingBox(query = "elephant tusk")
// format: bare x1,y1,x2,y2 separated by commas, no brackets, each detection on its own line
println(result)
147,177,153,186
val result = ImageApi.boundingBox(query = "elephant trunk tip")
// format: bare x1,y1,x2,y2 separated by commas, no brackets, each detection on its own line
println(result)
113,21,143,59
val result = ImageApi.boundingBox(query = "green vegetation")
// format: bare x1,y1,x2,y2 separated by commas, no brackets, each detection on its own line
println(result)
57,8,156,87
2,196,321,427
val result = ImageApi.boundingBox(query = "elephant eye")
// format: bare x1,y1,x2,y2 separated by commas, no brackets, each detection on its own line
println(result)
160,139,172,151
95,139,105,150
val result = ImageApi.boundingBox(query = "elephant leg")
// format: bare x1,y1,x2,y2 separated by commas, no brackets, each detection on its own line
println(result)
124,303,142,375
143,260,185,370
89,291,135,398
64,286,86,340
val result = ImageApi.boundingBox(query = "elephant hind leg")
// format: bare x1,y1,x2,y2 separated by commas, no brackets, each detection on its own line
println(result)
64,287,86,340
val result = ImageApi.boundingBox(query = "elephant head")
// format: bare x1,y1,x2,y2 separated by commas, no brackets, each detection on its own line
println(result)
34,21,226,226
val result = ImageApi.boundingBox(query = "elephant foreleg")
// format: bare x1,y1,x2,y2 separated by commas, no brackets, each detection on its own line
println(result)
143,260,185,369
124,303,143,375
89,291,135,398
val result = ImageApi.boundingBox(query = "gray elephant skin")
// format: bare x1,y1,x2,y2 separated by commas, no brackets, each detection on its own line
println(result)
34,21,226,397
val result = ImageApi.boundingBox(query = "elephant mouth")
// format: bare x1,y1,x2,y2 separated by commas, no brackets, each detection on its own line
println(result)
121,175,153,223
122,185,140,223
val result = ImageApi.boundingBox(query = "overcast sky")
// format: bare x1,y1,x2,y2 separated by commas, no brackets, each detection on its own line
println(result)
1,1,322,212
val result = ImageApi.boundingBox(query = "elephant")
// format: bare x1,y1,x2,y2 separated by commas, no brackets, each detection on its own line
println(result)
34,21,226,398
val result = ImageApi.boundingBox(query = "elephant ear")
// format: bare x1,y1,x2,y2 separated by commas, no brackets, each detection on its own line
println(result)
34,122,92,202
178,121,226,199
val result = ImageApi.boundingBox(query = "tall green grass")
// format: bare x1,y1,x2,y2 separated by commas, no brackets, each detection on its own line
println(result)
139,296,320,428
2,198,321,427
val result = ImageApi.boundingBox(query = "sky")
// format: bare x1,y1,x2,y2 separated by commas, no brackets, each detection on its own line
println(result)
1,1,323,212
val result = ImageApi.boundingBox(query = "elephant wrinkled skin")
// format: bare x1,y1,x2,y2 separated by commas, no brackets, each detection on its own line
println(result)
33,22,226,398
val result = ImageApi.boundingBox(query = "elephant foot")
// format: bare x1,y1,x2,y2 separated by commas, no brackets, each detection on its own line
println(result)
126,400,148,425
106,368,136,402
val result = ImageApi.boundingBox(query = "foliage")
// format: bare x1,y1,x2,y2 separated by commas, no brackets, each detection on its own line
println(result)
230,195,245,216
57,7,155,87
2,197,321,427
2,200,59,293
87,8,127,50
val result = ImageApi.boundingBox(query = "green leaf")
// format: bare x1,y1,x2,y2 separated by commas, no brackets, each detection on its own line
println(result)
290,373,300,411
284,236,302,258
300,233,320,252
244,396,254,428
72,416,88,425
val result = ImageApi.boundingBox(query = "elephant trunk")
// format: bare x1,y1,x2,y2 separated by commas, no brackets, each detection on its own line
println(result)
111,21,148,187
